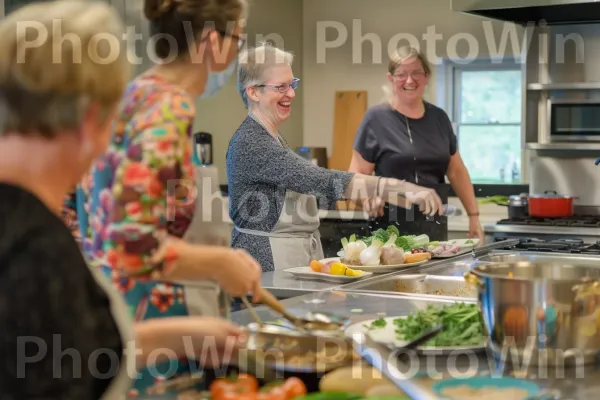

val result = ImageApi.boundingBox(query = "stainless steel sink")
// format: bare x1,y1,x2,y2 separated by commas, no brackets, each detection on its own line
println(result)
339,273,477,300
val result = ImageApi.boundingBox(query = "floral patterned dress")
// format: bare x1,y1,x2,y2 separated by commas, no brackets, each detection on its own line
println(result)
76,74,200,395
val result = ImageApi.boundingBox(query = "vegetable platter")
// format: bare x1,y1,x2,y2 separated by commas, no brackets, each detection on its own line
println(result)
334,226,433,272
344,303,487,355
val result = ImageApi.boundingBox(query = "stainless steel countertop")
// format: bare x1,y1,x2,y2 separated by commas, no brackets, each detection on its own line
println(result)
236,240,600,399
260,270,346,298
231,290,600,399
262,239,517,298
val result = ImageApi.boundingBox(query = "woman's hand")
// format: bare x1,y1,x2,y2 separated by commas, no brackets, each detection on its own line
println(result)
402,184,443,216
135,316,246,369
362,197,385,217
213,249,262,302
468,216,485,243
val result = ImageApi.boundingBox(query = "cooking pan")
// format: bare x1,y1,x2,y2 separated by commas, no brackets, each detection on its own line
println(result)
528,190,578,218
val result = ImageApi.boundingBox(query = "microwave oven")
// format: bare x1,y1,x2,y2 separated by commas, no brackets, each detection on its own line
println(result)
549,99,600,142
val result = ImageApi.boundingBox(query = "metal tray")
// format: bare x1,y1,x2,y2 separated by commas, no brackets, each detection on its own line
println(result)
339,274,477,300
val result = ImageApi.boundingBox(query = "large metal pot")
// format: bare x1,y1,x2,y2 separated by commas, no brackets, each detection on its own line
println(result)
465,261,600,366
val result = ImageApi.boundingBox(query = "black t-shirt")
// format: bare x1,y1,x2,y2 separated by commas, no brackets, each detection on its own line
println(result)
0,183,123,399
353,102,457,185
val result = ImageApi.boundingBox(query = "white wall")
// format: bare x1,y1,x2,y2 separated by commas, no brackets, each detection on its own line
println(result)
194,0,304,183
301,0,525,156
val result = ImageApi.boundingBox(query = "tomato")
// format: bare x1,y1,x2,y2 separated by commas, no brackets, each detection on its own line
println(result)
217,392,257,400
210,374,259,398
282,377,307,398
236,373,260,393
257,386,287,400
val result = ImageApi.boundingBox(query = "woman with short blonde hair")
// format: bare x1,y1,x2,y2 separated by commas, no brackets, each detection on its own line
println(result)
350,46,483,242
0,1,245,398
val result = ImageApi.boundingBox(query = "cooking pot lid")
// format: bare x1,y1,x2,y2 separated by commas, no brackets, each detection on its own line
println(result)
529,191,573,199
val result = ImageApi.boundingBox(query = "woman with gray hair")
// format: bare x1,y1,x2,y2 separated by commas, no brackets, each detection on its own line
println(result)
0,1,245,398
227,42,443,273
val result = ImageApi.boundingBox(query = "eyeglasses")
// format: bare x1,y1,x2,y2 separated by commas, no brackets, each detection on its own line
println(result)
256,78,300,93
393,71,427,82
216,30,246,51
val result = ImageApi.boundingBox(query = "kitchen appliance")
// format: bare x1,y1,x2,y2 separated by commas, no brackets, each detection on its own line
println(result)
451,0,600,26
528,191,578,217
548,99,600,142
492,237,600,254
465,260,600,366
507,194,529,219
194,132,213,165
295,147,328,168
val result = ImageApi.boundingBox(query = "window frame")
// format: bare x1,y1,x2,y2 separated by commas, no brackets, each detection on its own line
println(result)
436,57,527,184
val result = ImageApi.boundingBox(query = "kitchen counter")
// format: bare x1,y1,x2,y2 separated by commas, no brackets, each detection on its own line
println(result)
233,242,600,399
260,270,347,298
231,288,600,399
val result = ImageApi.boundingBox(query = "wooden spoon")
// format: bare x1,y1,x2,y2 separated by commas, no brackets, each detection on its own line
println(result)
258,287,303,327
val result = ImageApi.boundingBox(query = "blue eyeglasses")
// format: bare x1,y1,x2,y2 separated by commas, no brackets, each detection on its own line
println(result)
256,78,300,93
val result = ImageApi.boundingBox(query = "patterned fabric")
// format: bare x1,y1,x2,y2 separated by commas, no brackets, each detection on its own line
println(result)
62,190,81,245
77,74,199,394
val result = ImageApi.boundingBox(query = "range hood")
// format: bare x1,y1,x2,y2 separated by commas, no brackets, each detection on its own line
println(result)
451,0,600,26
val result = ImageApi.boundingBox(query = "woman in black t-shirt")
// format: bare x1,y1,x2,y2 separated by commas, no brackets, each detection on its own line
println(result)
350,46,483,242
0,2,246,399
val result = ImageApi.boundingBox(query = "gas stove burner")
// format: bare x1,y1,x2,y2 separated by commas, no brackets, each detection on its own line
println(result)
494,236,600,254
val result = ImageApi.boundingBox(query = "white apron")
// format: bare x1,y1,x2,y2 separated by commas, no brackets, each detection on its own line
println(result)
85,262,135,399
235,189,324,270
178,164,232,318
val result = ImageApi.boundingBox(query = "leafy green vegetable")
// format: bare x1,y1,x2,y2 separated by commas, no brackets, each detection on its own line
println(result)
478,195,509,206
393,303,485,347
364,317,387,330
340,226,429,251
465,239,473,244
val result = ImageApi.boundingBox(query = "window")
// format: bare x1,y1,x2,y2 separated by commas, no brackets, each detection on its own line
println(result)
444,62,523,184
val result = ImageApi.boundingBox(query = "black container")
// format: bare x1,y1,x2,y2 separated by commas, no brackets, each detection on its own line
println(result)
194,132,213,166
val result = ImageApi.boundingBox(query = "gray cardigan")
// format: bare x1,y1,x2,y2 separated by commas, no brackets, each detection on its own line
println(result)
226,116,354,271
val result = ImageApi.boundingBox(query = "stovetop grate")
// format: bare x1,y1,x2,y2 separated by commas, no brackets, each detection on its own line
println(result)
494,237,600,254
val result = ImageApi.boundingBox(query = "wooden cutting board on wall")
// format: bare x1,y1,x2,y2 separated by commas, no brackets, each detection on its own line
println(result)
329,90,368,171
329,91,368,211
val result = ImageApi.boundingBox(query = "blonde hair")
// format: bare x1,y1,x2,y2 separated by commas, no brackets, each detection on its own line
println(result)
144,0,248,60
237,41,294,109
0,0,131,138
382,46,431,102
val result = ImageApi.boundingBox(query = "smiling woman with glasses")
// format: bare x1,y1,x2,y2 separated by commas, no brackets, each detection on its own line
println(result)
226,42,442,284
349,46,483,243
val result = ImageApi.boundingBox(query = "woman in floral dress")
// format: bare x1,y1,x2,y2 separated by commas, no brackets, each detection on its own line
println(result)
76,0,260,394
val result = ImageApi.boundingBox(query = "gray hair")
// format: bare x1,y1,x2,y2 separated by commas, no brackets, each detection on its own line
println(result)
237,42,294,109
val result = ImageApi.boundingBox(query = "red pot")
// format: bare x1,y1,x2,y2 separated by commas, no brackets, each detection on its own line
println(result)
528,191,577,218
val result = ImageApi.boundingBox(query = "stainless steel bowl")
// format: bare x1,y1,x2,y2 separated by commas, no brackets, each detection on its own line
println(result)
465,261,600,366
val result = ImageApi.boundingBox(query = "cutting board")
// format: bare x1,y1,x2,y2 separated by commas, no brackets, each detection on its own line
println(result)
330,91,367,211
329,91,367,171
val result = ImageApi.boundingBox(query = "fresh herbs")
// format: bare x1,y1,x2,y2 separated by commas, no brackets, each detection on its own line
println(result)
364,317,387,330
341,226,429,251
393,303,485,347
